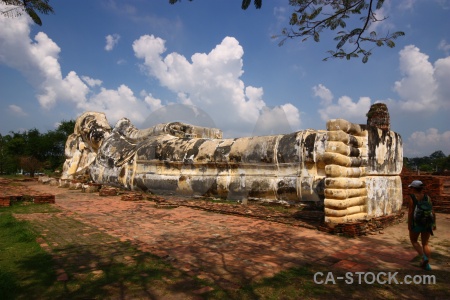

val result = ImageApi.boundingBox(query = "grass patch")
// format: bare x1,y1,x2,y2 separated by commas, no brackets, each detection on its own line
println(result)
0,174,27,179
244,266,329,299
1,201,61,214
0,212,57,300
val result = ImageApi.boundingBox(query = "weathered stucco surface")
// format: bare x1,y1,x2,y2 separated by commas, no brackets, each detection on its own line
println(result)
62,108,403,225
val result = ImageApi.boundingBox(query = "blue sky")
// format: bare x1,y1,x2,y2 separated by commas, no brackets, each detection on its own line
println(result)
0,0,449,157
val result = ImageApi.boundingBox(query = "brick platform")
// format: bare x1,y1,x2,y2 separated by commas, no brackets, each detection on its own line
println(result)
0,196,11,207
32,193,56,204
121,192,144,201
99,186,119,196
0,178,56,206
319,212,405,237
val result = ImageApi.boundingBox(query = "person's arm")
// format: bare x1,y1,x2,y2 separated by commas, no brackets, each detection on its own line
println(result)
430,196,437,231
407,196,413,231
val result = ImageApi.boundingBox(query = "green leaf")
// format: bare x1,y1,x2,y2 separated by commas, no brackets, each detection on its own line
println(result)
362,55,369,63
376,40,383,47
376,0,385,10
25,8,42,26
392,31,405,39
336,35,349,49
309,7,322,20
290,13,298,25
386,40,395,48
314,32,320,42
241,0,251,9
349,28,363,36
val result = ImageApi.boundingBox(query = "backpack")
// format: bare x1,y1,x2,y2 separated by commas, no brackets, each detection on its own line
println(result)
412,194,434,229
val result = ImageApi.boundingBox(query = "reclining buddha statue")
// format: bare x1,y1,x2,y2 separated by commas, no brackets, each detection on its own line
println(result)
62,103,402,225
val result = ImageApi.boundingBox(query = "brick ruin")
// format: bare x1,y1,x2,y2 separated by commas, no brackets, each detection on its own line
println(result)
0,178,55,206
401,168,450,213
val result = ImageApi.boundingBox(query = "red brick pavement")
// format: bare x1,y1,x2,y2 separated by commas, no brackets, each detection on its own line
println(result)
22,182,448,284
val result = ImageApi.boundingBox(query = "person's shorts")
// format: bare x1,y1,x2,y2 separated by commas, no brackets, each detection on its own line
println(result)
412,225,433,235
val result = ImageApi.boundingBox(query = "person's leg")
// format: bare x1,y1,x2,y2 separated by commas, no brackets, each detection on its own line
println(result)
421,232,431,260
409,230,423,256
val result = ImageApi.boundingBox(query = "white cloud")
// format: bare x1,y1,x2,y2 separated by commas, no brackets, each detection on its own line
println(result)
105,34,120,51
318,96,371,123
281,103,301,130
405,128,450,157
434,56,450,110
141,90,164,112
0,10,90,109
1,7,301,136
81,76,102,87
252,106,291,136
398,0,416,10
8,104,27,116
272,5,288,28
438,39,450,54
369,5,390,31
76,84,163,124
0,12,161,125
312,84,333,106
313,84,371,124
394,45,450,112
133,35,301,136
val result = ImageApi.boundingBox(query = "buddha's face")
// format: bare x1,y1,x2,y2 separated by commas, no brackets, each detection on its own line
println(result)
75,112,111,151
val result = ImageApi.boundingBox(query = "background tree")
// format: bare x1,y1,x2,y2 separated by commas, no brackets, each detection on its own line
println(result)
19,155,42,177
405,150,450,174
0,119,75,176
0,0,53,26
0,134,17,174
170,0,404,63
45,120,76,170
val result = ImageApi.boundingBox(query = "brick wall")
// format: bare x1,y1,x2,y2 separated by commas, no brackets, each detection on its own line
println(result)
401,170,450,213
1,178,56,206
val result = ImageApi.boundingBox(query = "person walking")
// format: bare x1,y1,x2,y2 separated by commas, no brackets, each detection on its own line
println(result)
407,180,436,270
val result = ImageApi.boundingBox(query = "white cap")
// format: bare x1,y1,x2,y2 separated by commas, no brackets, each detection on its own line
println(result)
408,180,424,188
